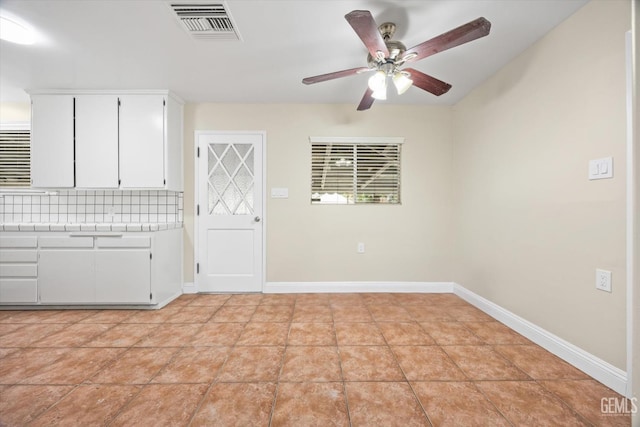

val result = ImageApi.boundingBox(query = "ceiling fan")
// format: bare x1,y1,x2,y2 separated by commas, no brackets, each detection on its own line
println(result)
302,10,491,111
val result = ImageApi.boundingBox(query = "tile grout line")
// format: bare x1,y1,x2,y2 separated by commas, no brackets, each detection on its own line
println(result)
184,298,239,426
187,296,261,426
425,308,524,427
370,300,435,427
469,380,516,427
267,299,296,427
329,297,353,427
87,301,208,425
22,382,82,424
12,309,142,426
91,310,184,426
533,379,598,426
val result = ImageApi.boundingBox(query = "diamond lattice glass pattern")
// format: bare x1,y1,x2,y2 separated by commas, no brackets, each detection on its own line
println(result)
207,143,255,215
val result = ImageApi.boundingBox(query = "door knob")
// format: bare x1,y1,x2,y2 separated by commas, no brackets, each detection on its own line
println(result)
254,216,261,222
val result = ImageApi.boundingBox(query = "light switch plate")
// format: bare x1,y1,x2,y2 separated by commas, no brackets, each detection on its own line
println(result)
589,157,613,180
271,188,289,198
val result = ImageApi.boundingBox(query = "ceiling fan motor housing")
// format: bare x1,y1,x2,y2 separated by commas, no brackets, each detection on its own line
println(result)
378,22,396,39
367,22,406,70
367,39,406,68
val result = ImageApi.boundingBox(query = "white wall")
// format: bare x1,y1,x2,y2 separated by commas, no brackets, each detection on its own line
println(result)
0,102,30,123
452,0,630,370
183,104,454,283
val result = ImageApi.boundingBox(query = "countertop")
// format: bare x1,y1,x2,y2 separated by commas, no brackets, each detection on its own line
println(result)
0,223,183,232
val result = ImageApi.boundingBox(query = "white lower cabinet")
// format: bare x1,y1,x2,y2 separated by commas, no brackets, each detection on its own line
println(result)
95,236,151,304
38,235,153,305
39,250,95,303
39,236,95,303
95,250,150,303
0,236,38,303
0,229,182,306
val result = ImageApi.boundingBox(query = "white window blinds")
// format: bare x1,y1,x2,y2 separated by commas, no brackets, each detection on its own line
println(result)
0,128,30,187
310,137,402,204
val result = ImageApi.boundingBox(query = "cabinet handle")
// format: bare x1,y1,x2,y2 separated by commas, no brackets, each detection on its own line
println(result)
69,233,123,238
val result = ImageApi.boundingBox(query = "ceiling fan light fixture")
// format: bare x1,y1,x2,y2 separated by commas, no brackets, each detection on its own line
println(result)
367,70,387,92
371,87,387,100
392,71,413,95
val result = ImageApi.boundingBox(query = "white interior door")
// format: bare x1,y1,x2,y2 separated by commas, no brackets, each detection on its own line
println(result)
196,132,264,292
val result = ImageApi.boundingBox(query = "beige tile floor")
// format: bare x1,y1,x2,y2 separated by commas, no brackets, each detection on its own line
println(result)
0,293,631,426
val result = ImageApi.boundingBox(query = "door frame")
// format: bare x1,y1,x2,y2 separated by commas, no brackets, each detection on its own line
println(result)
193,130,267,293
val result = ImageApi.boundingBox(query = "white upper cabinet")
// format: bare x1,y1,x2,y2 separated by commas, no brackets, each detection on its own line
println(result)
75,95,119,188
30,95,74,188
28,90,183,190
119,95,165,189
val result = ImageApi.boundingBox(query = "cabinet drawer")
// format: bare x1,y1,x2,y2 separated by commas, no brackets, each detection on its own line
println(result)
0,265,38,278
96,236,151,248
0,237,38,248
0,279,38,303
0,250,38,263
39,236,94,248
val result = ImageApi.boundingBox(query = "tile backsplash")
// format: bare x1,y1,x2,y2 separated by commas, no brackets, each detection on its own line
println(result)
0,190,183,224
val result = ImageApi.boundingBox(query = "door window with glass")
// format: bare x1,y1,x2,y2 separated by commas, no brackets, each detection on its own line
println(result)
208,142,255,215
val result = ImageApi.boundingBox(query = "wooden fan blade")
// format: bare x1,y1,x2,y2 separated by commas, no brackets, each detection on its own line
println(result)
405,68,452,96
345,10,389,59
403,17,491,63
357,88,375,111
302,67,370,85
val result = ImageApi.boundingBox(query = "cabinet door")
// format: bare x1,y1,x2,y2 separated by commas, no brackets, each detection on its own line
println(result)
0,280,38,303
95,250,151,303
31,95,74,188
75,95,119,188
119,95,165,188
39,250,95,303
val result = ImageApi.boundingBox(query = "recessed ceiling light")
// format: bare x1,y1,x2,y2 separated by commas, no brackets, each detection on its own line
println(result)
0,15,36,45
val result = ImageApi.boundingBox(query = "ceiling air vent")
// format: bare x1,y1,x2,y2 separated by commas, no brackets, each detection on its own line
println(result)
171,2,240,40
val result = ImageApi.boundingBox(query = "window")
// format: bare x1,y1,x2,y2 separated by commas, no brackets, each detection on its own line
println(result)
0,125,30,187
310,137,402,204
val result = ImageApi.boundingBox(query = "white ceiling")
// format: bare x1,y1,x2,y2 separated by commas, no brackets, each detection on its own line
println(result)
0,0,588,107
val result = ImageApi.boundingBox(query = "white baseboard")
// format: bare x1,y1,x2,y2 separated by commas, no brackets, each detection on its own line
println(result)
155,289,183,309
182,282,198,294
264,281,454,294
453,283,629,397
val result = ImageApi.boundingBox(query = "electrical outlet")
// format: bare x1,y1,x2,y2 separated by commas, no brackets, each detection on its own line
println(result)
106,206,116,218
357,242,365,254
596,269,612,293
